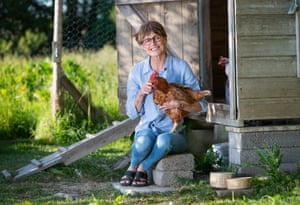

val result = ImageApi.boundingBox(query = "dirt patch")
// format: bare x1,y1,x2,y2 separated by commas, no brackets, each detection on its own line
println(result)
39,181,111,195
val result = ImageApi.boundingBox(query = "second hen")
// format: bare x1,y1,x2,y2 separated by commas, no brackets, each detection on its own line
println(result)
149,72,211,133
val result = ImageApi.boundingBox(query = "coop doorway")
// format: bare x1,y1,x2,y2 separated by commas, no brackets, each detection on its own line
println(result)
210,1,228,104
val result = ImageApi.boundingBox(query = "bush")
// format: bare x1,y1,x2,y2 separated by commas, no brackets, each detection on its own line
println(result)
17,29,48,56
0,98,36,139
0,60,51,139
1,46,121,143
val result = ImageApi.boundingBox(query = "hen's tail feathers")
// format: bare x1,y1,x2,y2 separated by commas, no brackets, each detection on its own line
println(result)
193,90,211,101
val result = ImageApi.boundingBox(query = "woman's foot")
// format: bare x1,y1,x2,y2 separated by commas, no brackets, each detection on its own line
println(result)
132,171,148,187
120,170,136,186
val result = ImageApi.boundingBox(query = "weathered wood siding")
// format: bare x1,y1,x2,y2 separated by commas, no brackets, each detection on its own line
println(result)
116,0,200,114
235,0,300,120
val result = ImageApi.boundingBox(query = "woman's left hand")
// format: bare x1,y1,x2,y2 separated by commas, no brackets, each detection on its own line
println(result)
160,100,180,111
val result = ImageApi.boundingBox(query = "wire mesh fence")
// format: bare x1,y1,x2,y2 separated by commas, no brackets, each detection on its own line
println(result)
51,0,119,120
62,0,116,50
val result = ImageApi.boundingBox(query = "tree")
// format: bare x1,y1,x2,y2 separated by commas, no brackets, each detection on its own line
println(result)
0,0,52,55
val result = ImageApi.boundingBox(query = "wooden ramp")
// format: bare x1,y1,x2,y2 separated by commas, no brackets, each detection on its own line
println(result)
2,118,138,180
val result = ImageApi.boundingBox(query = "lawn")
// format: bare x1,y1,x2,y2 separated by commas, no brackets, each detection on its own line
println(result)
1,138,300,205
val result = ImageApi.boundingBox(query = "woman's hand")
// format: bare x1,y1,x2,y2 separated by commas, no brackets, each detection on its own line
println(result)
139,82,153,95
135,82,153,112
160,100,180,111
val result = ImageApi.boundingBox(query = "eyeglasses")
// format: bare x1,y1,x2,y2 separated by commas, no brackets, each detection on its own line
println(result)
142,36,162,46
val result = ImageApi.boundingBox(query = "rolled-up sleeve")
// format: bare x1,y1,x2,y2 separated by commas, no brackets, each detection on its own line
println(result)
126,70,143,119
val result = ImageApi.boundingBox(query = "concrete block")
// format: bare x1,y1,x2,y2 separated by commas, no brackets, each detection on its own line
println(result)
229,130,300,149
186,130,214,158
153,169,193,186
155,154,194,171
229,147,300,164
232,163,299,176
226,125,300,175
214,124,229,143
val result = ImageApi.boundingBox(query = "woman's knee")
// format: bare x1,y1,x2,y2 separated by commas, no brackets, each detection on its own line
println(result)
133,131,155,153
156,134,172,150
157,133,186,153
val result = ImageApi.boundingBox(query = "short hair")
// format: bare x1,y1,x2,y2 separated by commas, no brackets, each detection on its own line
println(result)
134,21,167,45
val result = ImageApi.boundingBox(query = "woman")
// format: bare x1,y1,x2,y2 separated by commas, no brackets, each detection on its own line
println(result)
120,20,207,187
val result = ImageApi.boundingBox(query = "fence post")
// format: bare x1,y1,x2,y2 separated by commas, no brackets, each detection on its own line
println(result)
51,0,63,120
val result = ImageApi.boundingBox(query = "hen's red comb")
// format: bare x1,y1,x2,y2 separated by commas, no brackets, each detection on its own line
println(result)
149,72,158,81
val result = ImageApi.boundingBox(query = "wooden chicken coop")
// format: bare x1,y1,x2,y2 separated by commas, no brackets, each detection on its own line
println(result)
116,0,300,174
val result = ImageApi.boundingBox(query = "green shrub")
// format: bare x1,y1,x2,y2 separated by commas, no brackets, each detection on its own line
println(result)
0,39,13,56
1,46,121,143
0,97,36,139
250,145,300,198
0,61,49,139
16,29,48,56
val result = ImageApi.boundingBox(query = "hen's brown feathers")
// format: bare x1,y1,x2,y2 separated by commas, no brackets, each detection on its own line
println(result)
150,74,211,133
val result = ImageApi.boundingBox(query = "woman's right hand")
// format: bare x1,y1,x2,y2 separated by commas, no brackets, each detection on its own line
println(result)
140,82,153,95
135,82,153,112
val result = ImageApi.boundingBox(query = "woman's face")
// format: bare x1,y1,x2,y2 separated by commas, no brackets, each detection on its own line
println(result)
141,31,167,57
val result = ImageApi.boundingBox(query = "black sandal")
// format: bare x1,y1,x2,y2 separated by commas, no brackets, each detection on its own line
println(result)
132,171,148,187
120,170,136,186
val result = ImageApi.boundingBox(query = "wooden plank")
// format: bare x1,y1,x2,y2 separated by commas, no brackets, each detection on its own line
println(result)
113,150,132,170
131,4,148,64
296,7,300,78
182,0,199,79
2,170,12,180
61,75,106,121
236,36,296,57
31,159,42,168
61,118,139,165
228,0,238,120
237,15,295,36
236,0,290,15
58,146,68,152
164,1,183,58
206,103,244,127
238,57,296,78
116,5,146,31
238,98,300,120
51,0,63,119
147,2,164,22
14,152,63,180
238,78,300,99
8,119,138,180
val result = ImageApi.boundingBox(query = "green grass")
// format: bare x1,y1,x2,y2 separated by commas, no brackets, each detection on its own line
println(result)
1,139,300,205
0,138,131,205
0,45,124,144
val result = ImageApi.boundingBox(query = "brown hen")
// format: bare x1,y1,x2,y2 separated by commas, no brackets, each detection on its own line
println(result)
149,72,211,133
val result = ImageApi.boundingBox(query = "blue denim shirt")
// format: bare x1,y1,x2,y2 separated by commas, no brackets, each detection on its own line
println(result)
126,55,208,134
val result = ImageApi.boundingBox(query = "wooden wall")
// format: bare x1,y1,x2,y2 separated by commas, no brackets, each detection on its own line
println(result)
234,0,300,120
116,0,200,114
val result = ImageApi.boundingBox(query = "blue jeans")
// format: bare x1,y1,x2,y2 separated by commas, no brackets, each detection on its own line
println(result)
130,128,187,171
